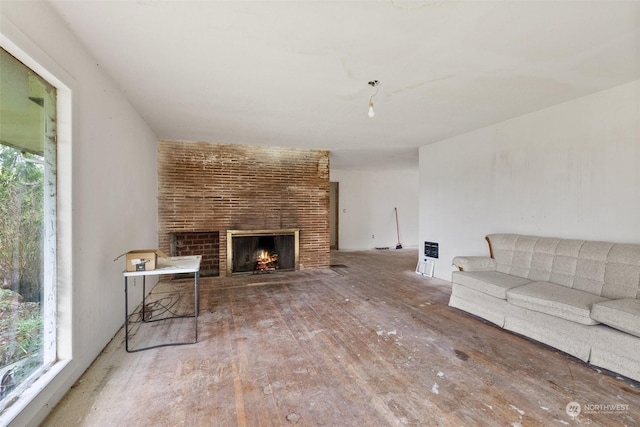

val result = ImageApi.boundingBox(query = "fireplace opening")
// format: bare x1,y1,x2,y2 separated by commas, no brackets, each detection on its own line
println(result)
227,229,299,275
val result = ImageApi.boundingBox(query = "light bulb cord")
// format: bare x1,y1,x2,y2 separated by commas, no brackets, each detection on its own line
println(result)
368,84,379,105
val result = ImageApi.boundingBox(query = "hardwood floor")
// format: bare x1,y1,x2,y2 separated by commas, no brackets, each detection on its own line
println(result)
43,249,640,426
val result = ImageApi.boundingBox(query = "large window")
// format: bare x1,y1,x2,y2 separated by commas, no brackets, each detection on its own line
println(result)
0,47,57,410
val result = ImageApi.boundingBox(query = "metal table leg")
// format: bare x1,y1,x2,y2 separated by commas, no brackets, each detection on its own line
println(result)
124,273,199,353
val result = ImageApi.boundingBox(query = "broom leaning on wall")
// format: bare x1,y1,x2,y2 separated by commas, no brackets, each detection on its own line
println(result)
394,207,402,249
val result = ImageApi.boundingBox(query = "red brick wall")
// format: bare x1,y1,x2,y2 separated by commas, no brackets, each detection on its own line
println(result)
170,231,220,276
158,141,330,275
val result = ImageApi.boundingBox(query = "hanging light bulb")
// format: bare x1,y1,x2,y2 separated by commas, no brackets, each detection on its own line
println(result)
368,80,379,118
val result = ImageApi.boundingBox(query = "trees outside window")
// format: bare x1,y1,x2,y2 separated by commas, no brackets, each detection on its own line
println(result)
0,47,57,409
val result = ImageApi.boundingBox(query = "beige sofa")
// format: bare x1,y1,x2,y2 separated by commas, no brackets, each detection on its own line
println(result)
449,234,640,382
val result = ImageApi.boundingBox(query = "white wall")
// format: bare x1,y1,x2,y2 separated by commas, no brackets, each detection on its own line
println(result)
1,2,158,425
330,168,419,251
419,79,640,281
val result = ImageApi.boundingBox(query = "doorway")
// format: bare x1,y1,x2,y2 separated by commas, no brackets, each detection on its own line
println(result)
330,181,339,250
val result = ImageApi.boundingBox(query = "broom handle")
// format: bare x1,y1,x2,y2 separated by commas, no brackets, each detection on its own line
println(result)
395,207,400,243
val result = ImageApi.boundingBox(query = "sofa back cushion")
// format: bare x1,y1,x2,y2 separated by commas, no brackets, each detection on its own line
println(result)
488,234,564,282
509,235,538,278
529,237,561,281
603,244,640,299
549,239,582,287
573,241,612,295
489,234,520,275
486,234,640,299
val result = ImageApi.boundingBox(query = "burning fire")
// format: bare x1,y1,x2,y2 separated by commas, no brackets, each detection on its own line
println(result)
256,250,279,271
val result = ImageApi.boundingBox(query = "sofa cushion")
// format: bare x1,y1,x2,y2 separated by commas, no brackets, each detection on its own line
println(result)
603,244,640,299
506,281,609,325
573,241,612,295
528,237,560,281
487,234,520,275
452,271,532,299
549,239,583,287
591,299,640,338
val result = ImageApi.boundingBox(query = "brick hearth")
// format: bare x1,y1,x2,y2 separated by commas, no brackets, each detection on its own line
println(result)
158,141,330,275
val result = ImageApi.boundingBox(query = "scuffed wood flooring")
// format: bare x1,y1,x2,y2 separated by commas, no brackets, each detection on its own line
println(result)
43,249,640,426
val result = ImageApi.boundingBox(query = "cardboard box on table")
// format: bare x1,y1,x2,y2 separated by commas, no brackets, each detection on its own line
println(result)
115,249,169,272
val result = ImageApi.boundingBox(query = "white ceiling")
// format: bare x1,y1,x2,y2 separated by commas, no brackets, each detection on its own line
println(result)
48,1,640,170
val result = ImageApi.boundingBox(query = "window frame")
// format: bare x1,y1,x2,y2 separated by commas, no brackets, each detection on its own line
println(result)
0,21,73,425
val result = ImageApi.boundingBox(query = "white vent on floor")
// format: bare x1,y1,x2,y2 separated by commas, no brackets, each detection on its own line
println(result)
416,258,435,278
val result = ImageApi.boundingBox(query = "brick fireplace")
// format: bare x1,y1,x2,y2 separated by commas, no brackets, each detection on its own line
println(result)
158,141,330,276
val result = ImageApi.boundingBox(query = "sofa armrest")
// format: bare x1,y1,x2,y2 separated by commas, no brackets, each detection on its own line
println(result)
452,256,496,272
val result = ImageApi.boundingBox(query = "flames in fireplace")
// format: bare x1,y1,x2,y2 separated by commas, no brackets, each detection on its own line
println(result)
256,250,279,271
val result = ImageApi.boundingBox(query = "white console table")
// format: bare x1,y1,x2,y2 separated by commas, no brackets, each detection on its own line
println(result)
123,255,201,352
